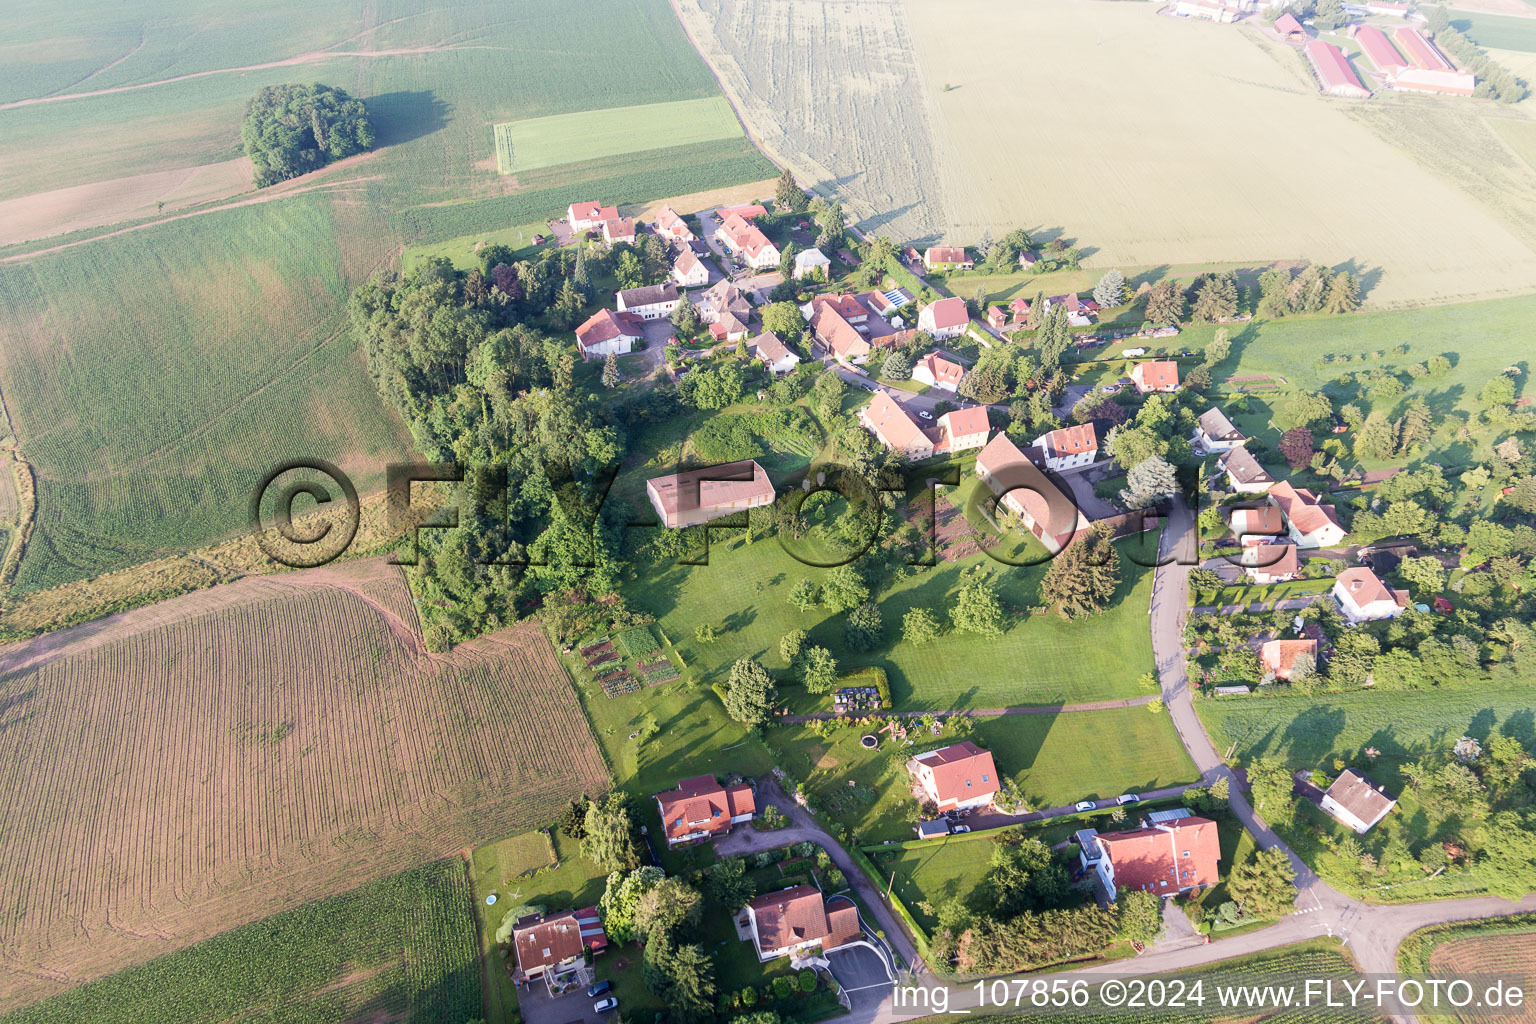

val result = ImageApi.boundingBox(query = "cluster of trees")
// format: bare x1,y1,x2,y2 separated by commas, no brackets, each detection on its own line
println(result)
241,83,373,186
1425,6,1528,103
1039,523,1123,619
1257,262,1358,318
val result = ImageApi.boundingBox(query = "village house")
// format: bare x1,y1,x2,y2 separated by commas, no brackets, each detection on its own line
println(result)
811,304,871,365
911,351,965,392
654,775,756,846
751,331,800,376
1275,12,1306,40
575,309,643,361
1088,816,1220,900
616,281,681,321
1017,250,1039,270
672,248,710,288
715,212,780,270
1260,638,1317,682
601,217,636,246
1320,769,1398,834
646,460,776,528
568,201,619,232
1241,541,1301,584
511,908,608,982
652,205,695,243
742,885,860,962
1044,292,1096,327
924,245,972,272
908,741,999,812
699,278,752,324
793,247,831,280
1193,408,1247,453
935,406,992,454
709,311,750,343
1219,447,1277,494
986,305,1007,330
1031,423,1097,472
865,287,914,321
1269,480,1347,548
859,391,933,460
1009,296,1031,323
975,433,1092,553
1230,505,1284,542
805,292,869,328
1332,566,1409,623
1129,361,1181,395
917,296,969,341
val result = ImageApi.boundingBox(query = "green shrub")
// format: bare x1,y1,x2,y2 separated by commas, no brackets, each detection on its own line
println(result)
772,975,793,999
797,970,817,993
742,985,758,1007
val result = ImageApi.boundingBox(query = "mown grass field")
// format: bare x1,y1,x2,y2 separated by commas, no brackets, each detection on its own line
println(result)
0,859,479,1024
494,96,743,173
1451,9,1536,50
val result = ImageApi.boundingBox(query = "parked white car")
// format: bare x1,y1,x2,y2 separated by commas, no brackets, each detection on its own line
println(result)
1074,800,1097,813
1116,794,1141,806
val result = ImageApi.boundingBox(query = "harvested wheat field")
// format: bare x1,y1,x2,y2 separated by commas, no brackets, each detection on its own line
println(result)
1428,930,1536,1023
0,558,609,1011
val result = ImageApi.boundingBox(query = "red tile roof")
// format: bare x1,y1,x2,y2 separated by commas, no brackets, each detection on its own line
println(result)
925,245,969,265
861,391,929,453
1231,506,1284,540
1335,566,1409,609
812,293,869,322
1307,40,1369,94
716,204,767,220
1038,423,1097,458
602,217,636,242
656,775,756,843
719,213,776,260
910,742,998,806
1274,12,1304,35
1242,542,1300,580
1394,26,1451,71
1131,361,1181,392
749,885,859,953
653,205,692,239
1097,817,1220,895
570,201,618,224
813,305,870,361
1270,480,1343,539
939,406,990,441
513,908,607,976
576,309,643,351
923,296,969,330
1355,25,1407,71
915,351,965,388
647,460,774,518
1260,638,1316,679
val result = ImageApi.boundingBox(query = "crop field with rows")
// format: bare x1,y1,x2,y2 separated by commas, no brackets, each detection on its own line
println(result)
0,558,608,1012
494,96,743,174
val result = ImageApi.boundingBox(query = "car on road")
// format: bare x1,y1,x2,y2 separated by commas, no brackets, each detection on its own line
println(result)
950,823,971,834
917,410,933,419
588,981,612,998
1116,794,1140,805
594,998,619,1014
1074,800,1097,813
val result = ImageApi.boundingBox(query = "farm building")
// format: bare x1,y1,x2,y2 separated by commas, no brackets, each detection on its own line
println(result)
1269,480,1346,547
793,247,831,279
908,742,999,812
511,908,608,982
858,391,933,460
1332,566,1409,623
1305,40,1372,98
616,281,681,320
1320,769,1397,834
751,331,800,375
1219,447,1276,494
917,296,969,340
575,309,643,361
1394,26,1452,71
1032,423,1097,472
672,249,710,288
1352,24,1408,75
568,201,618,231
742,885,860,961
924,245,973,272
1365,0,1410,15
716,203,768,221
1274,12,1306,40
974,433,1091,553
1091,817,1220,900
1259,638,1316,681
1391,67,1476,95
935,407,992,453
646,460,776,529
1175,0,1242,23
1129,361,1181,394
652,205,695,243
655,775,756,846
911,351,965,392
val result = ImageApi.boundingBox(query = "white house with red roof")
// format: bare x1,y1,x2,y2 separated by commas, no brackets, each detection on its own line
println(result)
1260,638,1317,682
652,205,695,243
1090,816,1220,900
1008,296,1031,324
568,201,618,232
751,331,800,376
1268,480,1346,548
1130,361,1181,394
575,309,643,361
812,305,871,365
911,351,965,392
859,391,933,460
923,246,972,272
975,433,1091,553
935,407,991,454
601,217,636,246
1230,506,1284,543
805,292,869,327
743,885,860,961
511,908,608,982
917,297,969,341
1031,424,1097,471
715,212,780,270
672,249,710,289
616,281,681,321
646,460,775,529
1241,541,1301,584
655,775,756,846
907,741,999,812
1332,566,1409,623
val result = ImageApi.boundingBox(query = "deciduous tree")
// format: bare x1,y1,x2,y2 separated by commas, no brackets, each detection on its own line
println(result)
724,658,778,728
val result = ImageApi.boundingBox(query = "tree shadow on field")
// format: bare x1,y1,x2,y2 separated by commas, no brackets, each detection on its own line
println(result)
1332,257,1383,302
1128,265,1171,290
364,90,450,148
1280,702,1346,766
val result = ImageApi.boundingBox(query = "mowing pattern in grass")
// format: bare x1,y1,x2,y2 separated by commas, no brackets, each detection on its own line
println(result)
494,96,743,173
0,859,478,1024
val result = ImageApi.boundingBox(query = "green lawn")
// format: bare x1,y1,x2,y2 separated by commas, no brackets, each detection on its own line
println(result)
766,708,1196,843
628,524,1161,712
1451,9,1536,51
877,834,998,932
1190,577,1336,607
494,97,743,173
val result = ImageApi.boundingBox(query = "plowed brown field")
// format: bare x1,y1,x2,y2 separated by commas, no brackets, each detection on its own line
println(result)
0,558,608,1010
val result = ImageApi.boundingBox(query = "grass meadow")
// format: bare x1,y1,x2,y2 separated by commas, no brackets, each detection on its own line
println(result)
494,96,743,173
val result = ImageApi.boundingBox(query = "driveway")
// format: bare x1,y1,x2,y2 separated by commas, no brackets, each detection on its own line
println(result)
827,942,895,1012
1054,462,1121,521
517,970,604,1024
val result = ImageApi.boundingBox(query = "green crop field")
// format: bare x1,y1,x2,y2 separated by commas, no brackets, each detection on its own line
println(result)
1451,9,1536,51
0,860,479,1024
494,96,744,173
